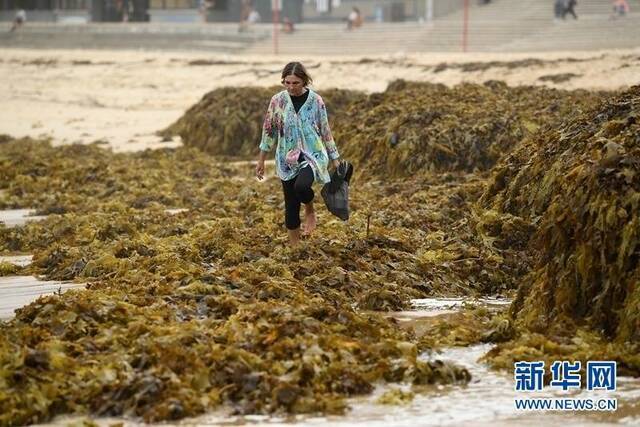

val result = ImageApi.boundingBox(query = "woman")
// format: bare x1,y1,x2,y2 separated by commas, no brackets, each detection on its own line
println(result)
255,62,340,246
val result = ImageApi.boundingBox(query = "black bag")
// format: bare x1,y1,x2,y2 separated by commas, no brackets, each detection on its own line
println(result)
321,160,354,221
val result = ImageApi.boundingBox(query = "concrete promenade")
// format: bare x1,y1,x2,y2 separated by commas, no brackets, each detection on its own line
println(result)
1,0,639,55
0,22,269,53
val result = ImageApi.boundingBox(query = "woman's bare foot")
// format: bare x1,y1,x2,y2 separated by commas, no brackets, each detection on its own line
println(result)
303,203,316,235
288,228,301,246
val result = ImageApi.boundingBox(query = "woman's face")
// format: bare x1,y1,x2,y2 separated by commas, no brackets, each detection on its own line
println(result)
283,74,305,96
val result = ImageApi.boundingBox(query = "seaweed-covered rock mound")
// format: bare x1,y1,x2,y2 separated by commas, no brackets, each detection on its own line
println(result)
483,85,640,345
333,80,604,177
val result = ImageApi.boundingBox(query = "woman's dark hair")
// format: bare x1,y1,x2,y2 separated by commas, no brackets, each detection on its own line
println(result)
281,62,313,86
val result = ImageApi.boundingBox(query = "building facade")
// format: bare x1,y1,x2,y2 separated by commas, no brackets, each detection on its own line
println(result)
1,0,463,23
0,0,149,21
146,0,304,24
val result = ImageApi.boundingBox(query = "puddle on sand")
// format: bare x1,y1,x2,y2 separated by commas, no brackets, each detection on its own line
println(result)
0,254,33,267
411,297,512,311
0,209,48,227
382,296,512,336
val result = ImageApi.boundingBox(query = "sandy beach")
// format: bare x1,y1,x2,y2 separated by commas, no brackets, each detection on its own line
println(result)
1,47,639,152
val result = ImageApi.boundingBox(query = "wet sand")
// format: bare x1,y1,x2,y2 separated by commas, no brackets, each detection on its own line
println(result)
1,47,639,152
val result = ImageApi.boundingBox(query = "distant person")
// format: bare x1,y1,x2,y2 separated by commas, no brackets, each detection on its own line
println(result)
115,0,124,21
238,0,251,32
247,8,260,24
611,0,630,18
346,7,363,30
554,0,566,20
564,0,578,19
282,17,295,33
199,0,213,22
122,0,133,22
9,9,26,32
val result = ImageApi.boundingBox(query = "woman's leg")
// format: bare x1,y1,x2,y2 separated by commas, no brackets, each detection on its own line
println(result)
294,166,314,203
294,166,316,235
282,178,302,245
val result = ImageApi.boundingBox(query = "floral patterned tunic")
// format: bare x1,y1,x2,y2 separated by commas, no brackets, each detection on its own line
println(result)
259,89,340,185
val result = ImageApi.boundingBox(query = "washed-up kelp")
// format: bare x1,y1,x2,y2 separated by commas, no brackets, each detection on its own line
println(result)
355,174,533,296
2,137,522,425
538,73,581,84
159,86,276,157
483,330,640,377
0,287,470,425
0,260,21,276
481,86,640,373
1,138,527,300
333,80,606,177
0,138,242,215
416,306,515,351
431,57,595,73
161,82,605,179
160,87,367,157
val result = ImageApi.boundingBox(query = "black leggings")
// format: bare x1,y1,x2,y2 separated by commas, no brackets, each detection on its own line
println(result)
281,166,314,230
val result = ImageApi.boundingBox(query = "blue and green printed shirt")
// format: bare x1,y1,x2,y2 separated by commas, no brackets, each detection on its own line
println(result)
259,89,340,185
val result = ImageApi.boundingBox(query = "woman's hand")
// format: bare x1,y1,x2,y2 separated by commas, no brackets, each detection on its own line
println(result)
255,160,265,180
331,159,341,170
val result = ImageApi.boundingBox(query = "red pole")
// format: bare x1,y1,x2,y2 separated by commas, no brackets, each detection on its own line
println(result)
462,0,469,53
273,0,280,55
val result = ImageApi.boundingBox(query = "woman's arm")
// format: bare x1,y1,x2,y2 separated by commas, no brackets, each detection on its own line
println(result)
255,150,268,180
259,98,278,152
256,98,278,179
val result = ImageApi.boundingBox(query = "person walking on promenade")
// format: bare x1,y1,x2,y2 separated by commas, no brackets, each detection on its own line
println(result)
346,7,363,30
9,9,26,32
255,62,341,246
611,0,630,18
565,0,578,19
554,0,563,19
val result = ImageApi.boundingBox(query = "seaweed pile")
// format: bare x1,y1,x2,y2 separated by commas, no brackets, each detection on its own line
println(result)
333,81,605,177
538,73,581,84
0,139,240,215
162,82,605,178
431,56,594,73
481,86,640,373
1,138,530,425
0,142,529,300
160,87,366,157
159,86,276,157
2,285,471,424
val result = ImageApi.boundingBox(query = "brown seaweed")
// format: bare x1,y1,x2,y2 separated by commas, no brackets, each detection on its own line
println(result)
0,137,484,425
481,85,640,373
